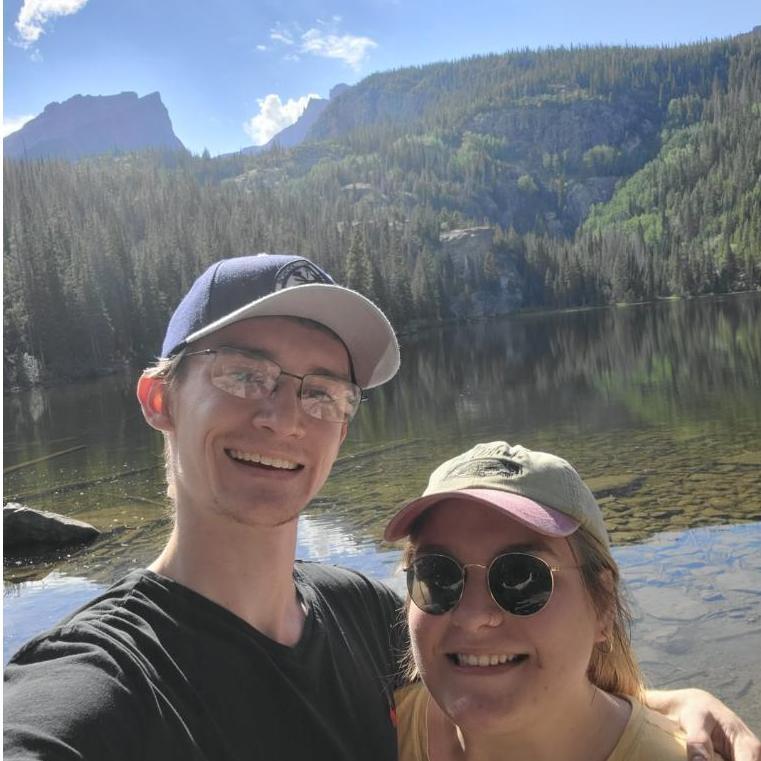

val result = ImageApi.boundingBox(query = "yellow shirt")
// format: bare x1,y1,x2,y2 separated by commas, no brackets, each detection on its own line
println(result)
394,683,691,761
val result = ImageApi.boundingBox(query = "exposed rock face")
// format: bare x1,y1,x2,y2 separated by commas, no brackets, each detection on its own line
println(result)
241,83,350,155
440,226,495,258
4,91,185,160
4,503,100,550
464,98,657,233
440,227,524,317
564,176,619,229
306,83,659,234
468,98,657,167
308,77,434,141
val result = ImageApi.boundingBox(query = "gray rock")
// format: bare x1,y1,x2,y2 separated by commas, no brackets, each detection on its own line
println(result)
439,226,525,318
3,503,100,550
4,91,184,161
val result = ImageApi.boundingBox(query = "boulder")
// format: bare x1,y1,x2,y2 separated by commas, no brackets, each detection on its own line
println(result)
3,503,100,550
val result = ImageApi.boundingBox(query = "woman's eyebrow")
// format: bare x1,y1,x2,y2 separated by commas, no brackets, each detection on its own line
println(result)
413,544,451,555
412,541,562,561
497,540,562,559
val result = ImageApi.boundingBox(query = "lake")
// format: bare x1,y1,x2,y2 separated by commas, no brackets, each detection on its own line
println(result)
4,294,761,726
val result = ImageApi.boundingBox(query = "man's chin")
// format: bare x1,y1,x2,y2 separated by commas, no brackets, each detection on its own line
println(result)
213,504,301,529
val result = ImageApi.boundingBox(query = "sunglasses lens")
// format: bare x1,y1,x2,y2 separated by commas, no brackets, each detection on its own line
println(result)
407,555,463,615
489,554,553,616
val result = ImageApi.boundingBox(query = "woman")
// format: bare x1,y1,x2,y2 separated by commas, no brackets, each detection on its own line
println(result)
385,441,731,761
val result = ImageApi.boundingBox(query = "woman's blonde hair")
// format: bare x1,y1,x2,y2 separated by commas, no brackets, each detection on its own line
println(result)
569,528,644,699
399,522,644,700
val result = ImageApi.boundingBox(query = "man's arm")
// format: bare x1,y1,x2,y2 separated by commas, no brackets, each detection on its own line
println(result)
4,634,147,761
645,688,760,761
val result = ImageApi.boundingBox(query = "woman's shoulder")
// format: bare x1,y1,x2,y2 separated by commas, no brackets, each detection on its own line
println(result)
608,697,688,761
394,683,429,761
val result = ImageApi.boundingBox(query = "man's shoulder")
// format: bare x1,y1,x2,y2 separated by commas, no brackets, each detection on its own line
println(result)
295,560,401,601
295,560,404,633
7,569,172,666
4,572,161,761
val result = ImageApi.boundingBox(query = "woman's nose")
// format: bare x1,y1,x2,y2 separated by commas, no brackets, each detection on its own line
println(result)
450,565,504,630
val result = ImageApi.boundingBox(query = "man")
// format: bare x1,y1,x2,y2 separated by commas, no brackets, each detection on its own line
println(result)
5,254,759,760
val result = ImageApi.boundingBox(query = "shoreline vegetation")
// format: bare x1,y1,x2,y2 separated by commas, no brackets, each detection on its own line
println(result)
5,33,760,390
4,290,758,393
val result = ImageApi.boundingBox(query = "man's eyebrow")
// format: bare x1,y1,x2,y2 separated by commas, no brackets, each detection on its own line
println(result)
218,345,351,380
218,345,273,360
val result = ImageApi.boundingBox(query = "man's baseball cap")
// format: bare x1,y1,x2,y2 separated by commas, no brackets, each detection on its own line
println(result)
161,253,400,389
384,441,609,547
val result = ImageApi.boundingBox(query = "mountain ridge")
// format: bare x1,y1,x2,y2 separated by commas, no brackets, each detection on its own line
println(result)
3,31,760,385
4,91,185,160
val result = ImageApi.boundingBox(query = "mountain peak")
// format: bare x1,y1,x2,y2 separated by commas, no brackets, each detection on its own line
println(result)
5,91,185,160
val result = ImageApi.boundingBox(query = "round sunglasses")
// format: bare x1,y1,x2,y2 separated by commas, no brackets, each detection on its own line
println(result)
405,552,577,617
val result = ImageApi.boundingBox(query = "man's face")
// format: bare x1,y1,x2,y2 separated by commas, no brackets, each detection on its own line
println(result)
165,316,350,528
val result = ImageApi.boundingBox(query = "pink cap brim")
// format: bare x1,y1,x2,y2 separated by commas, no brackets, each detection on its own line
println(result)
383,488,580,542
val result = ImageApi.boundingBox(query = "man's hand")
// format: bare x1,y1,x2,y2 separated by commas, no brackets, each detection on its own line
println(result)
645,688,760,761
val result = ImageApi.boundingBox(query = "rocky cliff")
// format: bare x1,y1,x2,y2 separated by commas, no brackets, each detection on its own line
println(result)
4,91,185,160
440,227,525,317
241,83,350,156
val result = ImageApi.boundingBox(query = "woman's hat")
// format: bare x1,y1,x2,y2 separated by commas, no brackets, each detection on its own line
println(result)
384,441,609,547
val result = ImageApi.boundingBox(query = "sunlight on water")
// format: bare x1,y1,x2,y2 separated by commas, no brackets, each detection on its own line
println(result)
4,295,761,721
5,522,760,724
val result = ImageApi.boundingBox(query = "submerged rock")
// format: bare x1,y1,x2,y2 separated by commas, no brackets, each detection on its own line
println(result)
3,503,100,551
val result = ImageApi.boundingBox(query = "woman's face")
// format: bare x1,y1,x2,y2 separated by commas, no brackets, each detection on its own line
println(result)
407,499,606,734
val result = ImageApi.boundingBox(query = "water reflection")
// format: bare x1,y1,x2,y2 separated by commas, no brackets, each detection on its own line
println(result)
355,294,761,444
4,294,760,578
3,573,104,658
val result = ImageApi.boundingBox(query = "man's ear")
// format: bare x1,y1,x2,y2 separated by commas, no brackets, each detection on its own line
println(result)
137,374,174,432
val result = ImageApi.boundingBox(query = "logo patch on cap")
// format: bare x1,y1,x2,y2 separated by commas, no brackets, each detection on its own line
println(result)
445,458,522,480
275,260,332,290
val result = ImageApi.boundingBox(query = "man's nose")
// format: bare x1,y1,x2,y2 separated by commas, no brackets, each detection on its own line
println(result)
250,376,306,437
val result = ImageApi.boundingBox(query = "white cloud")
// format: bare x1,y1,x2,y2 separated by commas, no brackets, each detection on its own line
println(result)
256,44,268,51
3,114,35,138
268,20,377,69
15,0,89,47
269,26,294,46
243,93,321,146
300,28,377,69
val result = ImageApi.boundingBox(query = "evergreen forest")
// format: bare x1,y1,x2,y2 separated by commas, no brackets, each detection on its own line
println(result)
4,29,761,386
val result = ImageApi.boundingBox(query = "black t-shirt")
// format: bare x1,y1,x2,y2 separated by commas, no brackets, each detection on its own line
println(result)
4,563,407,761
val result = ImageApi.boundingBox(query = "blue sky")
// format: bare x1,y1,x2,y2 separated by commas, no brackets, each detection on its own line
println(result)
3,0,759,156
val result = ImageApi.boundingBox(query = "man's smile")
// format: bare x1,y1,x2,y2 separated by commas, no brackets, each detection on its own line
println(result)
225,449,303,471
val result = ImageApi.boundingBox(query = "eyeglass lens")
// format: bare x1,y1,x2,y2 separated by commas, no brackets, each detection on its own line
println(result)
407,553,554,616
209,348,360,423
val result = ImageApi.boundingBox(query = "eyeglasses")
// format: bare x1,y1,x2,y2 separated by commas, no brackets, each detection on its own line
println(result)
405,552,575,617
184,346,364,423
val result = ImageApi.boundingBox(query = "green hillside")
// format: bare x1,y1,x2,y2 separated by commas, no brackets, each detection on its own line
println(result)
4,31,761,386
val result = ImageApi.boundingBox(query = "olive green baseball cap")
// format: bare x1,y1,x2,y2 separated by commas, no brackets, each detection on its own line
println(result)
384,441,609,547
